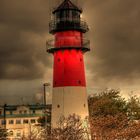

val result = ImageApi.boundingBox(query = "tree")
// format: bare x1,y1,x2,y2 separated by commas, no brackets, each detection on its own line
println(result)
21,89,140,140
38,116,46,126
89,89,140,140
21,125,48,140
90,113,140,140
38,115,51,137
127,96,140,120
22,114,90,140
88,89,127,117
0,127,7,140
51,114,90,140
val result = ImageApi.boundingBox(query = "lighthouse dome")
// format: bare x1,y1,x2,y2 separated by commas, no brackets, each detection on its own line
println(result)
49,0,88,34
53,0,82,13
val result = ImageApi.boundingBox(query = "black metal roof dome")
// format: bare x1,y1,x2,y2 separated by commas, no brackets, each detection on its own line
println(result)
53,0,82,13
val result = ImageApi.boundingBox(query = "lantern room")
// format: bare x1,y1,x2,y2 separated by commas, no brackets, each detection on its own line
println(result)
49,0,89,34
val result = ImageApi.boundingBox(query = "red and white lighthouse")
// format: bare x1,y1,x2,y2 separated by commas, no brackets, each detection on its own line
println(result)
47,0,90,127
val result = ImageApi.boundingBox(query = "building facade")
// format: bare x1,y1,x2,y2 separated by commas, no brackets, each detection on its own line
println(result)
0,104,51,140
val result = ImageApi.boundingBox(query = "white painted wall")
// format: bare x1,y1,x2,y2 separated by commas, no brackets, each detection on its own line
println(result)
52,86,89,127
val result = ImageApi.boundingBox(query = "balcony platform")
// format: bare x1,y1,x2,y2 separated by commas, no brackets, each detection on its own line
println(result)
46,39,90,53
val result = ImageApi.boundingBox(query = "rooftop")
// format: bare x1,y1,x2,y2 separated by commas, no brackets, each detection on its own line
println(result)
53,0,82,13
0,104,52,111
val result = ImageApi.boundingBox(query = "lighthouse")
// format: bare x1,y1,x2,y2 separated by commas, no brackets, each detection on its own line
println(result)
47,0,90,127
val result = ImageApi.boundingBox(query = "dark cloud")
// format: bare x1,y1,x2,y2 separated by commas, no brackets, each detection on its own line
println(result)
0,0,53,80
0,0,140,104
83,0,140,87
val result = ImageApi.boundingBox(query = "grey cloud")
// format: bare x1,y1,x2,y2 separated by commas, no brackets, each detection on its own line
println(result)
0,0,140,82
0,0,140,104
0,0,53,80
83,0,140,87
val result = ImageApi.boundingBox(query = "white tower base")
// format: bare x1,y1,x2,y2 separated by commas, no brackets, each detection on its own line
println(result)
51,86,89,128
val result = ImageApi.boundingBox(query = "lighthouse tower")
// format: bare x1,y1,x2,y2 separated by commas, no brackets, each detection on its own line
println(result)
47,0,90,127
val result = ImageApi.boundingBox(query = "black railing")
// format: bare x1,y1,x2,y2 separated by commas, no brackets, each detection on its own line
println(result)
49,19,89,34
46,38,90,53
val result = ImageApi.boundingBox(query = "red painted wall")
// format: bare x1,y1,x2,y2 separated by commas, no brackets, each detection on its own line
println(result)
53,50,86,87
55,31,83,48
53,31,86,87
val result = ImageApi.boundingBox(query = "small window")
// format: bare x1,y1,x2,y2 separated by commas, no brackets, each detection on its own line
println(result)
30,119,36,124
9,130,14,136
84,104,86,108
0,110,2,115
10,111,13,115
24,110,27,114
16,130,21,137
16,120,21,124
19,111,22,114
23,119,28,124
1,120,6,125
9,120,14,124
32,110,36,114
57,105,60,108
78,80,81,84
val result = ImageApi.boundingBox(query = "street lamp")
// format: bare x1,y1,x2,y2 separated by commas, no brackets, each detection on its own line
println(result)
43,82,50,129
43,83,50,106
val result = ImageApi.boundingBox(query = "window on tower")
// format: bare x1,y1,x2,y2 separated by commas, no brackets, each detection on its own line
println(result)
60,11,65,20
78,80,81,85
56,12,60,21
84,104,86,108
55,9,81,23
65,10,69,20
57,105,60,108
72,10,80,21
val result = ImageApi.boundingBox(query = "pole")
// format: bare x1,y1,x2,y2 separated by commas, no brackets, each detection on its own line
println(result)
43,84,46,106
3,104,6,140
29,122,31,140
43,83,50,127
43,83,50,106
3,104,6,130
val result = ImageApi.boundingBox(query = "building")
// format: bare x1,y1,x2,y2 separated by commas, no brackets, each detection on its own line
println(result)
47,0,90,127
0,104,51,140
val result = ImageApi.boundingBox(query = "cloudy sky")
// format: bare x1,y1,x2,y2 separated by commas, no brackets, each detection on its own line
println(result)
0,0,140,104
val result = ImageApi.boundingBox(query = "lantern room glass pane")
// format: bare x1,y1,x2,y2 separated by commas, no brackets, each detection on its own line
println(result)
55,10,81,22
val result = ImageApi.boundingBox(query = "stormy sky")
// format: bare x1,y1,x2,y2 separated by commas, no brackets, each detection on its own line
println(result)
0,0,140,104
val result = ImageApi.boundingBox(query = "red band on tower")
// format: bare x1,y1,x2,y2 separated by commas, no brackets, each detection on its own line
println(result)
53,49,86,87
